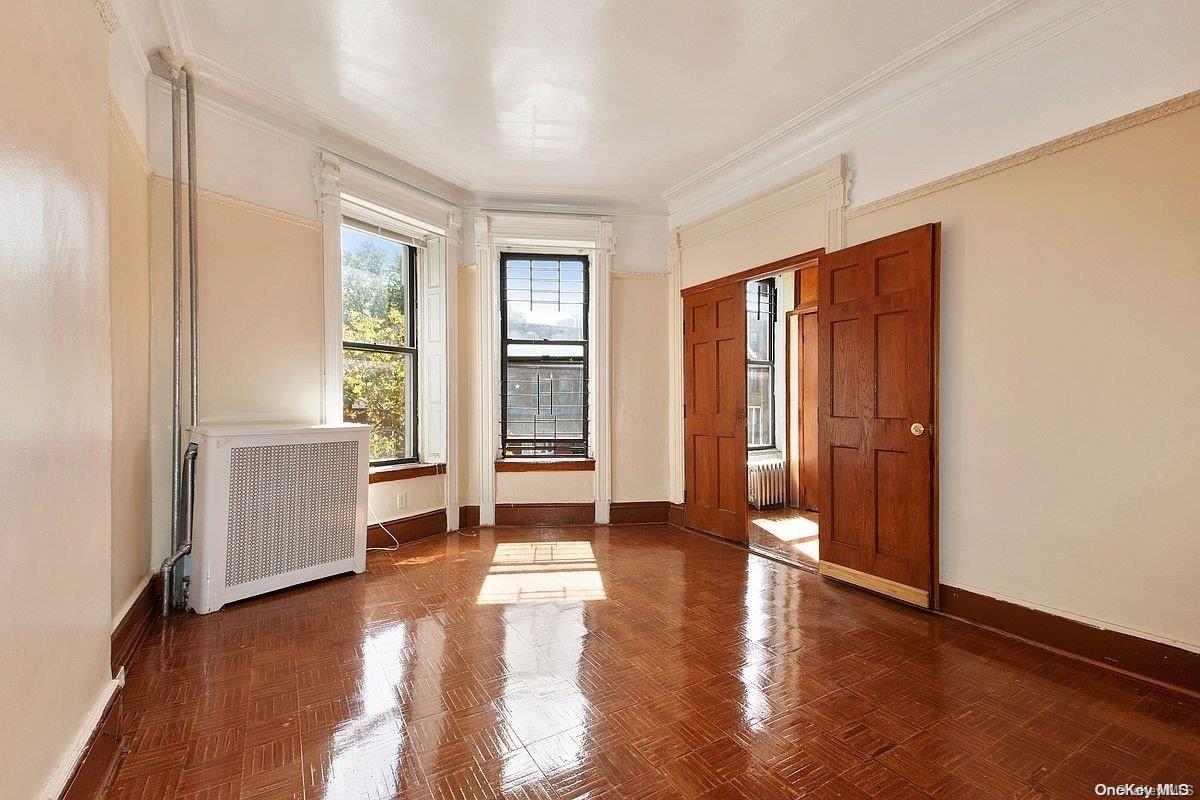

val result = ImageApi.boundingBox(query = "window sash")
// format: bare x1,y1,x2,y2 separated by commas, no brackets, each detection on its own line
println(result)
341,222,419,465
499,253,590,458
747,278,776,452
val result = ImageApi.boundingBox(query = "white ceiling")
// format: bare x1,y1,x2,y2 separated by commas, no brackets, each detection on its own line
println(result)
153,0,1002,201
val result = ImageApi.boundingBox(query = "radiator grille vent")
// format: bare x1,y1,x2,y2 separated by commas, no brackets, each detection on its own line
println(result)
226,441,358,587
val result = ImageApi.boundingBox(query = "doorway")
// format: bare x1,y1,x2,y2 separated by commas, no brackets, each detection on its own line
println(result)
681,224,940,609
745,263,821,569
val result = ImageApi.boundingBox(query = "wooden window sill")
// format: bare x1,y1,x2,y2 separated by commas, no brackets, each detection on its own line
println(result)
495,459,595,473
369,463,446,483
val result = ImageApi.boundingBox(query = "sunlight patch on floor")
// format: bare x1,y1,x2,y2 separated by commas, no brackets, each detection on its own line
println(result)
752,515,819,562
477,541,606,604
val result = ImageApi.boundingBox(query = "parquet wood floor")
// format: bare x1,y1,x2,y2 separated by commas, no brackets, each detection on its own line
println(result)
105,525,1199,799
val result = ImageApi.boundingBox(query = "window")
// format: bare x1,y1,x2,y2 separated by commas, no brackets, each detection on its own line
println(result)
500,253,589,458
747,278,776,450
340,220,418,465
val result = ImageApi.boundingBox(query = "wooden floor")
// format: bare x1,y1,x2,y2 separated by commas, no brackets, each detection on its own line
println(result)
106,525,1199,799
748,507,820,570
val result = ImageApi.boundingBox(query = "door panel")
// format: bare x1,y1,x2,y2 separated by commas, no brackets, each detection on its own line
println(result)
817,224,938,607
684,283,748,542
801,312,819,510
787,308,821,511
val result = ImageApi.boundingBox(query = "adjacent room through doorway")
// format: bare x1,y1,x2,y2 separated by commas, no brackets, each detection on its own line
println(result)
745,263,820,569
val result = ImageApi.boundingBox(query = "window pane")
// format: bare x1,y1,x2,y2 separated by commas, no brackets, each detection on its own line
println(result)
746,279,774,361
341,225,411,347
747,364,773,448
503,359,586,457
504,257,586,341
343,348,414,462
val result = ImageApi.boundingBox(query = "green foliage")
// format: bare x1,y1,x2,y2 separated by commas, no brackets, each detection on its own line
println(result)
341,238,411,461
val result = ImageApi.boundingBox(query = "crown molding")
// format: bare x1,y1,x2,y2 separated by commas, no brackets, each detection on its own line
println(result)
93,0,120,33
111,0,151,77
847,88,1200,219
664,0,1130,227
156,0,474,191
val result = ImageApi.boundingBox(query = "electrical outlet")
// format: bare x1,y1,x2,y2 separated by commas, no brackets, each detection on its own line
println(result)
395,491,408,510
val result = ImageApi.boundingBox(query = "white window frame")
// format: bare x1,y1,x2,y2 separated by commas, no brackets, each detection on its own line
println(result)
317,153,462,527
474,212,613,525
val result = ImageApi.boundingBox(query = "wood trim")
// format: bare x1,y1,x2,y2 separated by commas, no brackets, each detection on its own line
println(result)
58,688,122,800
367,508,447,548
495,503,595,526
369,463,446,483
110,576,158,678
667,502,686,529
459,505,480,528
940,585,1200,696
680,248,823,296
847,89,1200,219
930,223,942,609
494,459,596,473
818,561,930,607
609,501,669,524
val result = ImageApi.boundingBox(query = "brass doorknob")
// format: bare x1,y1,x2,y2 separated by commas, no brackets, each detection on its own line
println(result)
910,423,926,436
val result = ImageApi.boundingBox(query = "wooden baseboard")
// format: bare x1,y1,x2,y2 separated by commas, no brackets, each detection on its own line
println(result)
495,503,595,526
667,502,686,529
610,501,669,524
940,585,1200,695
58,688,122,800
367,508,447,548
459,505,480,528
110,576,159,678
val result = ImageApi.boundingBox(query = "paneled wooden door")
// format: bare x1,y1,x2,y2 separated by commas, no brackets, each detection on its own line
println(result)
818,223,939,607
683,282,748,542
787,308,820,511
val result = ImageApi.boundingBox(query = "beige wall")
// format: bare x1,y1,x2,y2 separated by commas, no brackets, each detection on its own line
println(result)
0,2,115,796
497,471,596,503
611,276,671,501
109,110,153,624
149,181,325,426
370,475,444,525
846,106,1200,650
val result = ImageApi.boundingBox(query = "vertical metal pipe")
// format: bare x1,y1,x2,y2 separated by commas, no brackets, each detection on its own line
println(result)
167,68,184,614
160,444,197,618
186,67,198,429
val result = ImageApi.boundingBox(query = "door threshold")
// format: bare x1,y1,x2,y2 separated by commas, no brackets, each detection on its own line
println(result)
748,544,818,573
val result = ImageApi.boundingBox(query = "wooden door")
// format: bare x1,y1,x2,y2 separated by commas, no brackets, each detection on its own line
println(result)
683,283,748,542
800,311,819,510
817,223,938,607
786,309,819,511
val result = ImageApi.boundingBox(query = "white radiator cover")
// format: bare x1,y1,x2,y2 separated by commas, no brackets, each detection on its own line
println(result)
188,422,370,614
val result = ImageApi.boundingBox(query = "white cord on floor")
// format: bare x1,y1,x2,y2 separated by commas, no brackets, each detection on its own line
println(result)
365,498,401,552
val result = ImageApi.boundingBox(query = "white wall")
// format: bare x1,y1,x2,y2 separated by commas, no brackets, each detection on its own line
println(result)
0,2,117,796
847,103,1200,652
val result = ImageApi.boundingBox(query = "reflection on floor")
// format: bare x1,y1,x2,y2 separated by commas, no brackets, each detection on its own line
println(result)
749,505,820,569
105,525,1199,799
